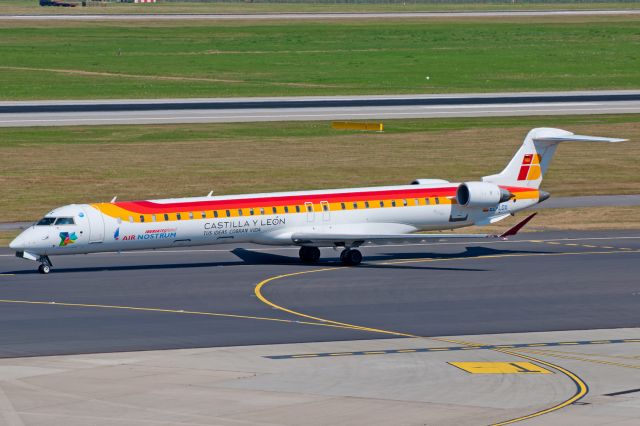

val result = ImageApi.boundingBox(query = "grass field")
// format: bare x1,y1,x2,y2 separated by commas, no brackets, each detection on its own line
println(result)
1,17,639,99
1,114,638,224
2,1,640,15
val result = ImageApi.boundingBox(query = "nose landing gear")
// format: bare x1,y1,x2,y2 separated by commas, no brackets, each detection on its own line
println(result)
37,256,52,274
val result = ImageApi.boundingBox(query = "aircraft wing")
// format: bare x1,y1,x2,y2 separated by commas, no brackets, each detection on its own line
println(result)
292,213,536,247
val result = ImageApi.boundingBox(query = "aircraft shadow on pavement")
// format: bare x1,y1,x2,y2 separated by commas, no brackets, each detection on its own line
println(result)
4,249,300,274
4,246,546,274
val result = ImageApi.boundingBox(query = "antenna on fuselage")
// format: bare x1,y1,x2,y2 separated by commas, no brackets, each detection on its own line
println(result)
110,196,117,203
207,191,214,197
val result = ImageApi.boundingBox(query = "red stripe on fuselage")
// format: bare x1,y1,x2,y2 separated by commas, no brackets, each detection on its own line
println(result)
112,185,536,214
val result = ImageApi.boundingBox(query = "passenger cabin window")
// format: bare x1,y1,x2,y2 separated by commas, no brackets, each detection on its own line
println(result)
250,209,255,215
129,216,134,223
201,211,206,219
189,212,194,219
151,215,156,222
177,213,182,220
260,208,265,215
226,210,231,217
353,202,358,209
296,206,301,213
55,217,75,225
306,205,312,212
391,200,396,207
36,217,56,226
214,211,219,218
379,201,384,207
284,206,289,213
238,209,243,216
425,198,430,205
435,197,440,205
341,203,346,210
414,199,419,206
272,207,277,214
323,204,329,211
140,215,145,223
164,214,169,221
364,201,370,208
403,199,408,206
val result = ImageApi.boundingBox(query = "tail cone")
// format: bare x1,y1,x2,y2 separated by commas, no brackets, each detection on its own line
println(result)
538,190,551,203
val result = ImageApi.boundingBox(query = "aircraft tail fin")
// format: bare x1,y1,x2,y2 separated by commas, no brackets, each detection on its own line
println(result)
482,128,626,189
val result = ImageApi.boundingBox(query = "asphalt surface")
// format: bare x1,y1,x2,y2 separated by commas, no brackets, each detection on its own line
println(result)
2,91,640,126
3,10,640,20
1,230,638,358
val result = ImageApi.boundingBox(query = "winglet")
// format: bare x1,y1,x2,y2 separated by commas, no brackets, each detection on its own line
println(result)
499,212,537,238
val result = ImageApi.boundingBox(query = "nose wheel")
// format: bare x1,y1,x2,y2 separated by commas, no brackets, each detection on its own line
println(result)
340,249,362,266
37,255,52,274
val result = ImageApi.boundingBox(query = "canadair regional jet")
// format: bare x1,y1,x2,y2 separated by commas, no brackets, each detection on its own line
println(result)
10,128,625,273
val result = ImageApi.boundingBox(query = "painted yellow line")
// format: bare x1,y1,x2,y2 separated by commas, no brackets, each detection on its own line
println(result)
329,352,353,356
0,274,15,277
291,354,318,358
380,249,639,266
526,343,548,347
397,349,417,353
624,339,640,342
515,348,640,371
527,347,640,363
363,351,386,355
254,268,417,338
253,249,603,425
564,243,579,246
590,340,611,344
0,299,356,332
582,245,598,248
490,349,588,426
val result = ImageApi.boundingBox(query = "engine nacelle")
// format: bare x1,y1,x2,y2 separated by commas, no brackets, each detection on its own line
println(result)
410,179,450,185
456,182,512,207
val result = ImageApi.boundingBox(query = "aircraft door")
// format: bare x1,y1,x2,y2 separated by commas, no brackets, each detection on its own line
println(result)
320,201,330,222
82,206,105,243
304,202,315,222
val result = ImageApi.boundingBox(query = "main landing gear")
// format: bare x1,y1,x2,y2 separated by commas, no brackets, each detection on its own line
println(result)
339,248,362,266
299,246,321,264
298,246,363,266
37,255,52,274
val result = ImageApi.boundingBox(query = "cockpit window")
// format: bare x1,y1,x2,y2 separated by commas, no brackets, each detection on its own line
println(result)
36,217,56,226
55,217,75,225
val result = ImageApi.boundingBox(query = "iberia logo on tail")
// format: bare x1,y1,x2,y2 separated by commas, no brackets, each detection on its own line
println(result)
517,154,542,181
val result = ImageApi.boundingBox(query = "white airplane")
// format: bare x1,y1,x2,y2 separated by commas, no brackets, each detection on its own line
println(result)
10,128,625,274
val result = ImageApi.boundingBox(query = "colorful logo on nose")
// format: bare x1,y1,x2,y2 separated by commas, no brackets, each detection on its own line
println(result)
59,232,77,247
114,227,120,241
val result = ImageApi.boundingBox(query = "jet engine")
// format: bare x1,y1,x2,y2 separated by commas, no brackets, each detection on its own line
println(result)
456,182,512,207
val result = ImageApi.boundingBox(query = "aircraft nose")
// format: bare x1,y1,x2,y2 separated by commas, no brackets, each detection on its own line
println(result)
9,234,24,251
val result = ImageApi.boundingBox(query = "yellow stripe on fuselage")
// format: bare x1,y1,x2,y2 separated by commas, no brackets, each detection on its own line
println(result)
91,190,538,224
